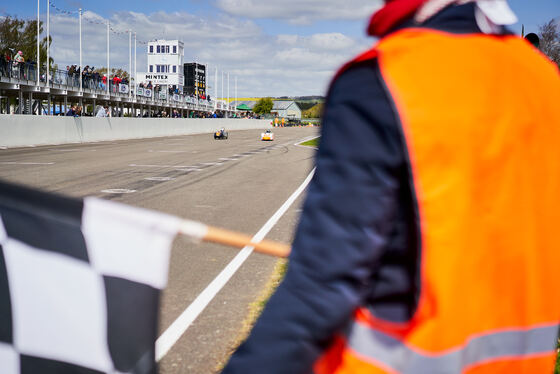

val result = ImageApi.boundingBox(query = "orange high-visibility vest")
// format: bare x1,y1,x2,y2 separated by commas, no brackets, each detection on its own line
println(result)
315,29,560,374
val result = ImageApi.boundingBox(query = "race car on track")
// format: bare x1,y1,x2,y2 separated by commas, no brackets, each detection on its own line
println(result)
261,129,274,141
214,128,228,140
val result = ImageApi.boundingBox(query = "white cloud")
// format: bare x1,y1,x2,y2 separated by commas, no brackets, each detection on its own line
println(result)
309,33,356,50
45,10,371,97
215,0,384,24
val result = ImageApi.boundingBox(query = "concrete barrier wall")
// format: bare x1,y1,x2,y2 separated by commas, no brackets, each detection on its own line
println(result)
0,115,272,148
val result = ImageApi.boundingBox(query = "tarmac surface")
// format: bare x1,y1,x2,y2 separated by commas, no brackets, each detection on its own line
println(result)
0,126,319,373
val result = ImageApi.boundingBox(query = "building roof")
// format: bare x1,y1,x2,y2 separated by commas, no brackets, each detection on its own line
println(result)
231,100,300,111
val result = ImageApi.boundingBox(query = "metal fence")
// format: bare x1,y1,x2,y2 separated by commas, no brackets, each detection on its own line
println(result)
0,59,235,114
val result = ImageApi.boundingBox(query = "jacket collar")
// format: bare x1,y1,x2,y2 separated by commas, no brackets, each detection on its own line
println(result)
368,0,429,37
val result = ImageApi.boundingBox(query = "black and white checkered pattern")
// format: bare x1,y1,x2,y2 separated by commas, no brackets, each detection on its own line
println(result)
0,181,180,374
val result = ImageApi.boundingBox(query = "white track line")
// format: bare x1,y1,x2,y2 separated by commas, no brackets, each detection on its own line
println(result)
155,167,316,362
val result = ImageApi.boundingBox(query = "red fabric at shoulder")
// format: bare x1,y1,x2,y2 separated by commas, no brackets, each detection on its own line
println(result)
368,0,428,36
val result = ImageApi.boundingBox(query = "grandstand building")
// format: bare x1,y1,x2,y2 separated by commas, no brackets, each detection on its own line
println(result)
137,39,184,92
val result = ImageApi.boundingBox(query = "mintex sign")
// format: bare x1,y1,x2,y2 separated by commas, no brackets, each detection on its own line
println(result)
145,74,168,80
145,74,169,84
139,73,171,85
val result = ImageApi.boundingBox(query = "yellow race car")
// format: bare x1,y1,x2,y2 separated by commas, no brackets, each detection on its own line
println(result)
261,130,274,141
214,128,228,140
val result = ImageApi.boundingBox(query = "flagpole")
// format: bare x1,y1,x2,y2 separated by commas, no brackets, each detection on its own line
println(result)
37,0,40,87
214,67,217,111
134,32,137,102
227,72,230,117
128,29,132,99
178,220,290,258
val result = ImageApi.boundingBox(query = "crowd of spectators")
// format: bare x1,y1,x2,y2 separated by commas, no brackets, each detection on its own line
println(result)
1,51,242,118
2,54,215,107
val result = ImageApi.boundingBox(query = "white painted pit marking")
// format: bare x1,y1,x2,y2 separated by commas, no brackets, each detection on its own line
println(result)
149,150,188,153
130,164,195,169
0,162,55,165
101,189,137,194
49,149,97,152
145,177,176,181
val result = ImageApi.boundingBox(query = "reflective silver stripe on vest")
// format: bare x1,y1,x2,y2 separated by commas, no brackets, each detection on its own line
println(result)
346,322,558,374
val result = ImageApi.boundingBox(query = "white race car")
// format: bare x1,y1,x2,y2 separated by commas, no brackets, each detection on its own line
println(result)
261,129,274,141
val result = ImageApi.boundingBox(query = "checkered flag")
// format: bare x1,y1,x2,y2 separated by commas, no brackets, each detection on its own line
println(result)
0,181,180,374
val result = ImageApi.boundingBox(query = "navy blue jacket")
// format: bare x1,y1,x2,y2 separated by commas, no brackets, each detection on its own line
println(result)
223,4,503,373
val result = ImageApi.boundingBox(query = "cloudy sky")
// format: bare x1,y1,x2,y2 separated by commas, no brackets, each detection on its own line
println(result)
1,0,559,97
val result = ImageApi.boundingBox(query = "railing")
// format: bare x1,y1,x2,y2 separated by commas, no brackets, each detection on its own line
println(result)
0,60,230,113
0,60,37,82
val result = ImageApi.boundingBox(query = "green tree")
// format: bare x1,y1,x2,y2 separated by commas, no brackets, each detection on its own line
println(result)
253,97,273,115
0,16,53,70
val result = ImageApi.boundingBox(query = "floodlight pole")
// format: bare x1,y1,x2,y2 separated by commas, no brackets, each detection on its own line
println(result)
106,20,110,95
79,8,83,93
37,0,40,87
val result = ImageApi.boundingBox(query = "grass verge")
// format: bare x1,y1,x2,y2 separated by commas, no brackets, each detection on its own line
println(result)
300,137,320,147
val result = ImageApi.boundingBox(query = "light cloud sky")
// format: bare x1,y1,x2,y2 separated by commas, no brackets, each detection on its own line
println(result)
2,0,559,97
215,0,383,24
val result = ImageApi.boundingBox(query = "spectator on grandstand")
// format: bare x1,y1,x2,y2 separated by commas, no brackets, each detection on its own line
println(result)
112,75,122,92
96,106,108,117
13,51,24,78
0,53,7,77
65,105,76,117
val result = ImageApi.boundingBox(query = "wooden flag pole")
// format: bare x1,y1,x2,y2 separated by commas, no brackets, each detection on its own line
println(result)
178,219,291,258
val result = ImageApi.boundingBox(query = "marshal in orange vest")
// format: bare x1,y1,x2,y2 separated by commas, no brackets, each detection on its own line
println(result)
315,28,560,374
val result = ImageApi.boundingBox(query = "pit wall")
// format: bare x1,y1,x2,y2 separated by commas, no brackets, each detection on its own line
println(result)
0,115,272,148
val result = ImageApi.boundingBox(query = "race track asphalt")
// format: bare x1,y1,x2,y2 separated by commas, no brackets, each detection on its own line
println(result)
0,125,319,373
